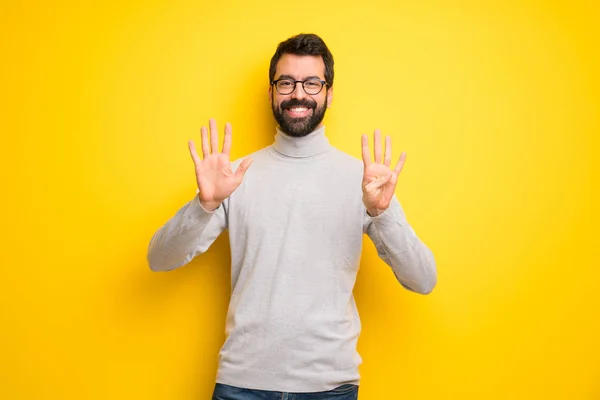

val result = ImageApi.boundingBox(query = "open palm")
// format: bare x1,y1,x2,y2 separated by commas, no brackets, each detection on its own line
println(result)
188,119,253,211
361,129,406,216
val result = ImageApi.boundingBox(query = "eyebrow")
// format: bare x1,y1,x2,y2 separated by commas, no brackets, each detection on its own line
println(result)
276,74,323,81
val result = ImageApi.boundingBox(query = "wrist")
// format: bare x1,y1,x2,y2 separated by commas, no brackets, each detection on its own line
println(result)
198,198,221,212
366,208,384,217
195,188,221,212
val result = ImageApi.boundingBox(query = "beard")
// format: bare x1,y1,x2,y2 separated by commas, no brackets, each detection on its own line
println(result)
271,94,328,138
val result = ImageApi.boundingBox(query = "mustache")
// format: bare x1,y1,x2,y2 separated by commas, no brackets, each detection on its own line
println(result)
280,99,317,109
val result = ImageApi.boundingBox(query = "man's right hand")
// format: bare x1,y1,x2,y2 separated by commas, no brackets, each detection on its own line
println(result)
188,118,253,212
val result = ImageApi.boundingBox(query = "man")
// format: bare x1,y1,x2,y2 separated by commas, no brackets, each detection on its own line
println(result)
148,33,437,400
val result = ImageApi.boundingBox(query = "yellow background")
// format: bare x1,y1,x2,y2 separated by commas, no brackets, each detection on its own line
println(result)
1,0,598,399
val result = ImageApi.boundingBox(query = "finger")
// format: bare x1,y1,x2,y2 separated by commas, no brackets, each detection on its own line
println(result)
235,158,253,182
389,171,399,187
381,176,398,205
394,152,407,175
188,140,201,166
384,136,392,167
209,118,219,154
361,134,372,166
201,126,210,158
222,122,232,156
373,129,382,163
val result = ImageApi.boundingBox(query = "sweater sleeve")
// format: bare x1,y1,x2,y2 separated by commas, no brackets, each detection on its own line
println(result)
363,195,437,294
147,194,228,272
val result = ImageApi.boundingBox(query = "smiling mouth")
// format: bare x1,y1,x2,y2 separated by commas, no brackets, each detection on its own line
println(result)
285,107,312,118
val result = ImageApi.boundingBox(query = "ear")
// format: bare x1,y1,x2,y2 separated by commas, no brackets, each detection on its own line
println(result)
326,87,333,108
268,85,272,102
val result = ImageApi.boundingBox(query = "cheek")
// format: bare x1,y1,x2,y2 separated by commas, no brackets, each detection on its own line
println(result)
273,94,289,109
318,94,328,107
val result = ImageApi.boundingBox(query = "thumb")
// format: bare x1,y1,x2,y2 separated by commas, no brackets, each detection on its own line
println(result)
234,158,253,182
363,172,392,193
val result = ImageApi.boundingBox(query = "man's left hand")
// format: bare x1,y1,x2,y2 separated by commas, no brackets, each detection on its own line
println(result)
361,129,406,217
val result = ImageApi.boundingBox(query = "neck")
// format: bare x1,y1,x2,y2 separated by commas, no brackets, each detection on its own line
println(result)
272,125,331,158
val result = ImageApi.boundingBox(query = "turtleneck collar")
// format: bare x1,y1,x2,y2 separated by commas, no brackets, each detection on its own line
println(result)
272,125,332,158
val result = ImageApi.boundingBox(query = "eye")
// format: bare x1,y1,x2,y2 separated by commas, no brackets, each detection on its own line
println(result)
278,80,293,88
304,80,321,89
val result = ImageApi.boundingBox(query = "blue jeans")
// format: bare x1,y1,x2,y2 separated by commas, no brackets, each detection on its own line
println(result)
212,383,359,400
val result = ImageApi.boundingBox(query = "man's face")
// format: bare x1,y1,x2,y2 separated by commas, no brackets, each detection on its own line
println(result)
270,54,333,137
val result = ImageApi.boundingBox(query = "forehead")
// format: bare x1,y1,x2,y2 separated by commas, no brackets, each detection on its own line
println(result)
274,54,325,79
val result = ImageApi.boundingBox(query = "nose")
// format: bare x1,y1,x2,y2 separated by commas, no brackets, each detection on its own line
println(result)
290,82,308,100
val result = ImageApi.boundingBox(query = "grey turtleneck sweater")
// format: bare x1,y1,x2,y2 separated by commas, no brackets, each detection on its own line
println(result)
147,125,437,392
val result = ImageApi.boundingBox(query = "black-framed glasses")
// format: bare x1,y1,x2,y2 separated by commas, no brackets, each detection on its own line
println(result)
271,78,327,95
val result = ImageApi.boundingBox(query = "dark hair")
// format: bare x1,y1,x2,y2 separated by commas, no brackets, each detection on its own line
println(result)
269,33,334,88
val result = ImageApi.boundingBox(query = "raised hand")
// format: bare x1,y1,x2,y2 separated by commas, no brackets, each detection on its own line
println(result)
361,129,406,217
188,119,253,211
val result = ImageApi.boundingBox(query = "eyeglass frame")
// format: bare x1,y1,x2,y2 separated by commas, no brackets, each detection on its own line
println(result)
271,78,328,95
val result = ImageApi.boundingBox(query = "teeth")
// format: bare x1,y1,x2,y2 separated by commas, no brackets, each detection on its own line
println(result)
290,107,307,112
